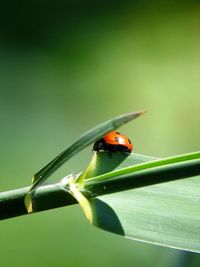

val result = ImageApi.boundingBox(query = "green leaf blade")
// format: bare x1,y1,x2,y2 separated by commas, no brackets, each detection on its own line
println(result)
84,151,200,253
90,175,200,252
31,111,145,191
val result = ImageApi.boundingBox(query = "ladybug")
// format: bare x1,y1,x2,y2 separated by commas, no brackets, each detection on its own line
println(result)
93,131,133,153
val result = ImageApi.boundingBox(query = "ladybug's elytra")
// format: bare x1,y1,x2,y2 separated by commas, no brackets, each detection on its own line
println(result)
93,131,133,153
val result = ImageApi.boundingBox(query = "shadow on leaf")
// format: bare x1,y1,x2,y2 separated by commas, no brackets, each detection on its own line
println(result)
90,198,125,236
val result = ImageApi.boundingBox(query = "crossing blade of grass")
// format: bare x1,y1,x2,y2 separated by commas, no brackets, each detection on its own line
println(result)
30,111,145,192
25,111,145,212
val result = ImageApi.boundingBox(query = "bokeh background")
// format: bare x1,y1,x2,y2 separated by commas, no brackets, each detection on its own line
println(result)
0,1,200,266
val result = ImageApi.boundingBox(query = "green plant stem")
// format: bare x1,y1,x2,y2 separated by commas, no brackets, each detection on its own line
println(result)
0,184,77,220
0,157,199,220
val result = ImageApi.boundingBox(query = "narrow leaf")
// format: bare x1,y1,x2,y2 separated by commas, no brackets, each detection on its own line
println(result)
31,111,145,191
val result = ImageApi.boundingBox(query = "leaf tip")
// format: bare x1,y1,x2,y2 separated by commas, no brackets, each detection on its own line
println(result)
133,110,147,117
139,110,147,115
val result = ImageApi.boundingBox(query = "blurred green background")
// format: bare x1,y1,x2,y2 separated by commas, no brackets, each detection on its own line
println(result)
0,1,200,266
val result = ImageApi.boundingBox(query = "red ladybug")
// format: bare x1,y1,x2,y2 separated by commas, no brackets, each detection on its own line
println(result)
93,131,133,153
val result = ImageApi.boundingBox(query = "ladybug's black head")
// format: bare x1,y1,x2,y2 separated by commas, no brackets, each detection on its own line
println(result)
93,139,105,151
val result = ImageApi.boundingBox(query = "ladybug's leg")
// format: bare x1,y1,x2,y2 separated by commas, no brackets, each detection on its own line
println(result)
121,151,131,156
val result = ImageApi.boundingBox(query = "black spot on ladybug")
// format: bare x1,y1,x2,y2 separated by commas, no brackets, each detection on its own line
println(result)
115,132,121,135
128,139,131,144
114,137,119,142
